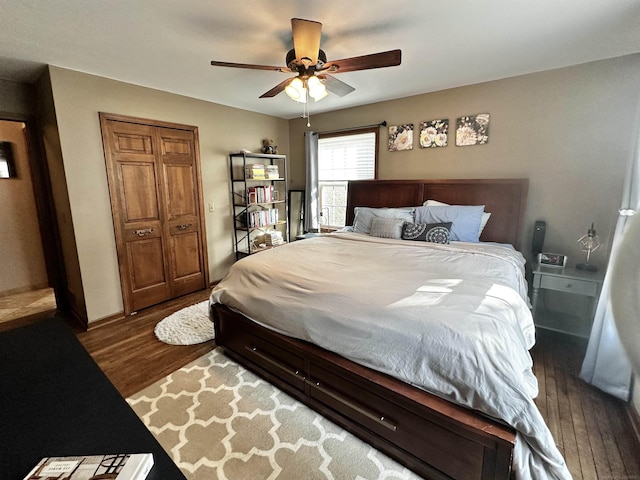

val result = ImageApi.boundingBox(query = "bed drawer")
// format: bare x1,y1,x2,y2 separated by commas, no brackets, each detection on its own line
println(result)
214,309,306,392
308,363,487,480
244,334,307,391
539,274,598,296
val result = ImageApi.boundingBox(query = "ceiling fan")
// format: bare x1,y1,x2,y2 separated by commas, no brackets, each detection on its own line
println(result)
210,18,402,102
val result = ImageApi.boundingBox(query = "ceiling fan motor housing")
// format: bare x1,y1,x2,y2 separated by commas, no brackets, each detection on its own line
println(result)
287,48,327,71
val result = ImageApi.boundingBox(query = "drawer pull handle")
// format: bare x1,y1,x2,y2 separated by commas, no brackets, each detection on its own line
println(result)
177,223,192,231
133,228,153,237
308,379,398,433
246,345,305,381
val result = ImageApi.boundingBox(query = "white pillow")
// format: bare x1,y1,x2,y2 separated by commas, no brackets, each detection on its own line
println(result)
353,207,415,234
423,199,491,236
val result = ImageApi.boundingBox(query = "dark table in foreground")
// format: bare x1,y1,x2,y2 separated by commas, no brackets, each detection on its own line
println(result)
0,317,186,480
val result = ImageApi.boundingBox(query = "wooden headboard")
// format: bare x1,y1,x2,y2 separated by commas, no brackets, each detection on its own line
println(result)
346,178,529,249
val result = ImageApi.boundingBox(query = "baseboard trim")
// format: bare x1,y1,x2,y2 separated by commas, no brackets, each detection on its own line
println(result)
64,302,89,331
87,311,126,330
86,287,215,331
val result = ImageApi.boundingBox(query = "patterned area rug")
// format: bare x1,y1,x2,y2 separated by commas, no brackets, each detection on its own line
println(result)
127,349,422,480
154,301,213,345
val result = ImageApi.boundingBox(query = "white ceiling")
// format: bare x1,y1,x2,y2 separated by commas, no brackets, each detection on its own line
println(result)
1,0,640,119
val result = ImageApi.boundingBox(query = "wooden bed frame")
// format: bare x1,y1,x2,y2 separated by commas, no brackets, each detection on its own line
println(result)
346,178,529,250
212,178,529,480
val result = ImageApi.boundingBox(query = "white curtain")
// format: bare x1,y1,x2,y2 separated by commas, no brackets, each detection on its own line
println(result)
304,131,319,233
580,103,640,401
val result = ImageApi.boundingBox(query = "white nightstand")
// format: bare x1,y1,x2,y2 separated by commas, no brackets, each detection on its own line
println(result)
531,264,605,338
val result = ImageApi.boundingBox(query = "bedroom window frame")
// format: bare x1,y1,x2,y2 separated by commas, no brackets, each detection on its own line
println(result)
318,128,379,229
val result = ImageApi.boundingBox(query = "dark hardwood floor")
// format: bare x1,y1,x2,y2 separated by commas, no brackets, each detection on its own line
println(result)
75,289,214,398
74,291,640,479
531,330,640,479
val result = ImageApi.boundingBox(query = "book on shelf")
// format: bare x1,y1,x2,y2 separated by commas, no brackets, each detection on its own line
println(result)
248,208,279,228
247,187,257,204
264,230,284,246
23,453,153,480
265,164,279,179
247,185,276,204
244,164,265,180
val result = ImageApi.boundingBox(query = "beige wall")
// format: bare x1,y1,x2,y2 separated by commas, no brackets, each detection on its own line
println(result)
35,70,86,319
290,53,640,413
290,54,640,268
46,66,289,322
0,120,48,294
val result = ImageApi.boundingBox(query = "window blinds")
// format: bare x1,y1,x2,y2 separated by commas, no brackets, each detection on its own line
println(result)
318,132,375,181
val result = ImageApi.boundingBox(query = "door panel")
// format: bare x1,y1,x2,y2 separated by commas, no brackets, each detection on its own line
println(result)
127,237,171,312
171,231,201,278
158,128,206,294
114,132,153,155
101,114,208,315
161,135,192,156
164,164,196,218
128,237,166,289
120,163,159,222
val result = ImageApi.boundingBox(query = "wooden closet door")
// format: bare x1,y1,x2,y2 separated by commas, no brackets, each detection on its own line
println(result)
101,115,207,315
157,127,206,297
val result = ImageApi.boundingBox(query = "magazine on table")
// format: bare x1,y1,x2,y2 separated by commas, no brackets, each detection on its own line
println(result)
22,453,153,480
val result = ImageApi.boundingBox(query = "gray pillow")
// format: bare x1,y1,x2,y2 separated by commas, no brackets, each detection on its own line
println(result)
370,217,405,239
352,207,415,234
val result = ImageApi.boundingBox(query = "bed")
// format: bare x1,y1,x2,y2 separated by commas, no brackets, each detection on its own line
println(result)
210,179,571,480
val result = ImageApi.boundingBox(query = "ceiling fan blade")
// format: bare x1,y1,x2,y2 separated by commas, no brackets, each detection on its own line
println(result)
319,74,355,97
211,60,290,73
291,18,322,65
259,77,294,98
324,49,401,73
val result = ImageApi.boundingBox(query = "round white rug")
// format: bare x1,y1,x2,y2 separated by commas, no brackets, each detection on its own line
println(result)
154,301,214,345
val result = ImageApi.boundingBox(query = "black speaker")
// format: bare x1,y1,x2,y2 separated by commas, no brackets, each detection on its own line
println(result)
532,220,546,255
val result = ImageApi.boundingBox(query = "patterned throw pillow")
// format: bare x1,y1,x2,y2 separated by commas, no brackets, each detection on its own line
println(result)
401,222,452,244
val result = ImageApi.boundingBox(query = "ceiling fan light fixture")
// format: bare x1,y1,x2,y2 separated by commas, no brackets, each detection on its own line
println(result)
285,77,306,102
307,75,327,101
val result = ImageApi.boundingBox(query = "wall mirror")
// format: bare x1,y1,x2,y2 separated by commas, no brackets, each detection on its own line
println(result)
0,141,16,178
288,190,304,240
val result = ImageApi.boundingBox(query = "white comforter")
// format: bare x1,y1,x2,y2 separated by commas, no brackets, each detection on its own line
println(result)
210,232,571,479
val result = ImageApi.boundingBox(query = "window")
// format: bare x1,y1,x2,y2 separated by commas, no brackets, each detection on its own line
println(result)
318,129,378,228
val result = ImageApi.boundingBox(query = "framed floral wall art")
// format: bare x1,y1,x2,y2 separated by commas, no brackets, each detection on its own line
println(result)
455,113,490,146
419,119,449,148
388,124,413,151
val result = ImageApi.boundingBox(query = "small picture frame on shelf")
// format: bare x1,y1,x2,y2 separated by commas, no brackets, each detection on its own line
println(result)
538,252,567,267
